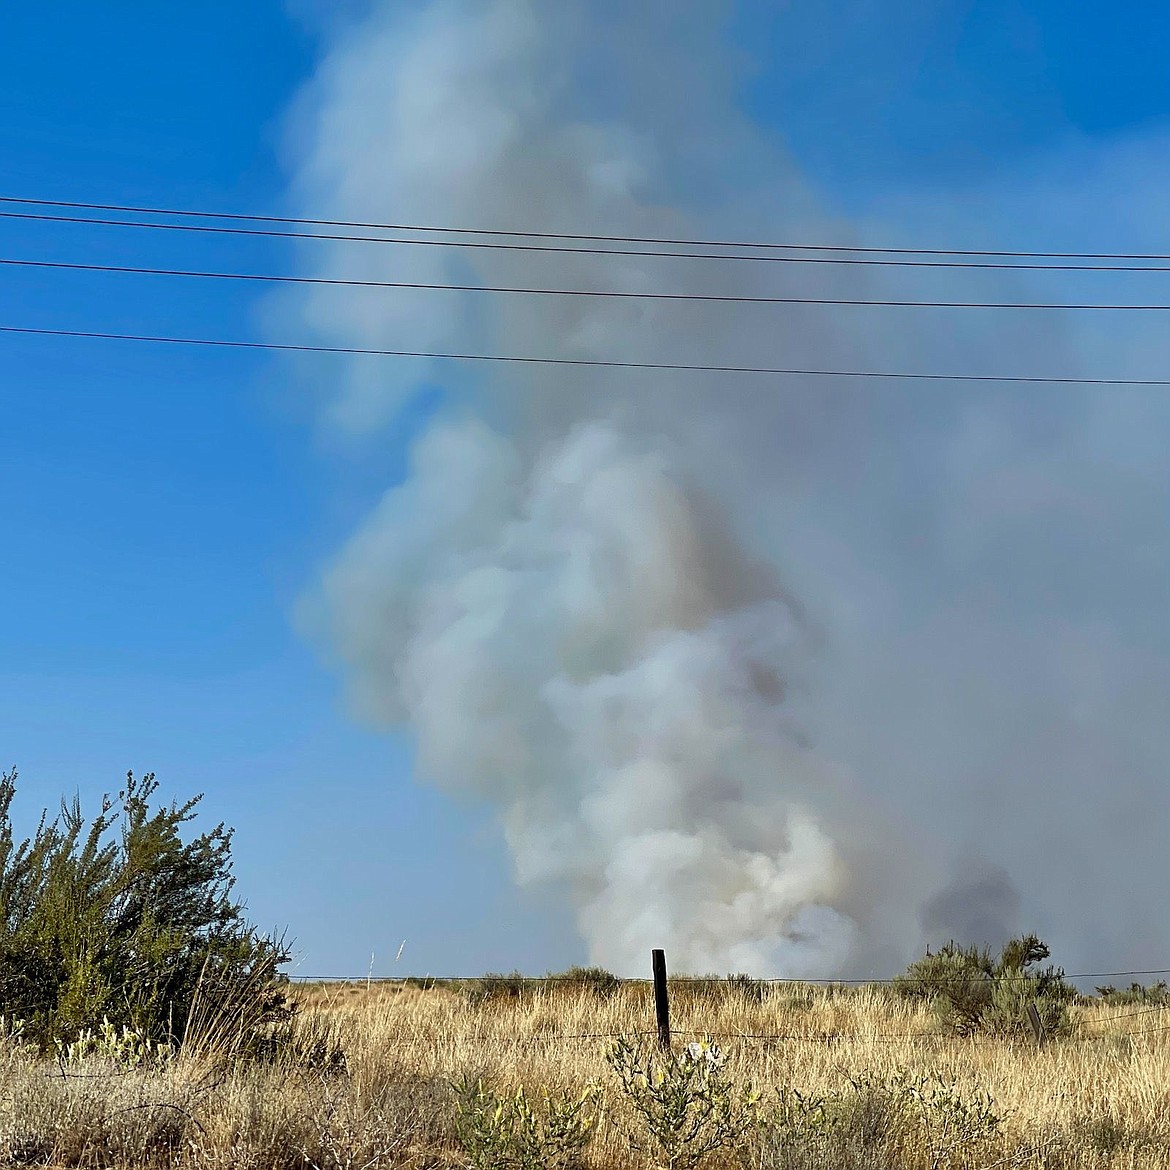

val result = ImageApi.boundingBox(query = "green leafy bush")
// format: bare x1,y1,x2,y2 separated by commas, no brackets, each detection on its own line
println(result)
462,966,623,1005
57,1015,169,1069
1095,980,1170,1005
551,965,622,998
453,1076,599,1170
0,768,290,1053
758,1071,1004,1170
607,1035,759,1170
895,934,1075,1038
461,970,532,1006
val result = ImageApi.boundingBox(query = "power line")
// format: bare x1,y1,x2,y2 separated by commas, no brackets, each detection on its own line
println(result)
6,207,1170,273
4,324,1169,385
6,255,1170,310
5,194,1170,262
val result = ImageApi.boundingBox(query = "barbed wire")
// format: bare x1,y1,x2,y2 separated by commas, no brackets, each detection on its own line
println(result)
1083,1002,1170,1027
302,1023,1170,1047
286,968,1170,986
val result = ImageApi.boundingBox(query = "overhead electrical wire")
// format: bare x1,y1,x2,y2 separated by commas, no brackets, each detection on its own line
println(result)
4,194,1170,262
3,324,1169,386
6,206,1170,272
5,255,1170,310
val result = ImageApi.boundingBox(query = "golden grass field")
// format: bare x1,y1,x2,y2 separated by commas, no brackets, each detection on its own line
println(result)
3,979,1169,1169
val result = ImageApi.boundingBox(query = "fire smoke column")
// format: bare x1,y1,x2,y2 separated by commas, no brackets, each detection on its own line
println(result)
321,416,866,975
289,0,913,975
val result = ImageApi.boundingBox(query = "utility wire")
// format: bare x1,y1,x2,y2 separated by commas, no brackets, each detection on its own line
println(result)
4,324,1169,386
5,194,1170,262
6,255,1170,310
6,207,1170,272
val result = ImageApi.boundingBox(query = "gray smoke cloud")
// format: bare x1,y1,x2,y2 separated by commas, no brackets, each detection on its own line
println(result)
285,0,1170,976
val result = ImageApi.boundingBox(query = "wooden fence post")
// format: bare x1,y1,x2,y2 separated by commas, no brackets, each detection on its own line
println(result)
652,949,671,1051
1026,1002,1046,1045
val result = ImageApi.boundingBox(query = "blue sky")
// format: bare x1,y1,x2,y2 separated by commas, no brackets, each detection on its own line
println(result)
2,1,1170,977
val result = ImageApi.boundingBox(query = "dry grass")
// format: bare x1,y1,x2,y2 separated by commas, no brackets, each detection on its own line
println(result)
0,980,1168,1168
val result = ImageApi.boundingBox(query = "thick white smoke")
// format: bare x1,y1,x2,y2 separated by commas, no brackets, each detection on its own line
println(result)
324,415,874,973
286,0,1170,975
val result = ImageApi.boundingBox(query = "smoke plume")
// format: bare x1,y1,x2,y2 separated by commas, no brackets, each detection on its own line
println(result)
286,0,1170,976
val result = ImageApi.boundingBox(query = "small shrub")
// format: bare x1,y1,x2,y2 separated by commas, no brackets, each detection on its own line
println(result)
669,974,766,1008
462,971,531,1006
724,973,767,1004
452,1076,599,1170
896,934,1075,1038
57,1015,170,1069
549,965,622,999
898,1073,1004,1170
607,1035,759,1170
1095,980,1170,1006
760,1086,838,1158
758,1071,1005,1170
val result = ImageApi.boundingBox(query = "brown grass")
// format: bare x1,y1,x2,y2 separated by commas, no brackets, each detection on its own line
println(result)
0,980,1167,1168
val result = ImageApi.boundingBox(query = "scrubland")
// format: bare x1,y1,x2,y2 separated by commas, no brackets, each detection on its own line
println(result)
2,978,1169,1169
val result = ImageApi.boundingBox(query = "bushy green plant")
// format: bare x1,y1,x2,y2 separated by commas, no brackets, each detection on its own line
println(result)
57,1015,169,1069
723,973,767,1004
452,1076,599,1170
461,970,532,1006
0,769,291,1052
896,934,1074,1038
1095,980,1170,1005
758,1071,1004,1170
607,1036,759,1170
762,1085,837,1157
897,1073,1003,1170
550,965,622,998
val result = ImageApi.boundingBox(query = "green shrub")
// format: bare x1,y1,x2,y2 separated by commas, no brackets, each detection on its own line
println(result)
665,973,767,1009
895,934,1075,1038
757,1071,1005,1170
723,972,767,1003
549,965,622,998
461,970,532,1006
607,1035,759,1170
453,1076,599,1170
1095,980,1170,1005
0,768,290,1053
57,1015,169,1069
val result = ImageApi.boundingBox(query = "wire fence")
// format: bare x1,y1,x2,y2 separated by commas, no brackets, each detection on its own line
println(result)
285,966,1170,1046
285,967,1170,985
324,1021,1170,1047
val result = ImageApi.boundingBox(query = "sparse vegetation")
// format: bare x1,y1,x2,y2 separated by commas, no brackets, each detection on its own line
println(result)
0,971,1162,1167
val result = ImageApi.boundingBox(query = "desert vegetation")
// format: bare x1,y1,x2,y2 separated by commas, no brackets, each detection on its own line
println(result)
2,772,1169,1169
2,974,1169,1168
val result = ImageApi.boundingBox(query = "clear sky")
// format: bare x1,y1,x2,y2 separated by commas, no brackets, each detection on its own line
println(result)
3,1,1170,978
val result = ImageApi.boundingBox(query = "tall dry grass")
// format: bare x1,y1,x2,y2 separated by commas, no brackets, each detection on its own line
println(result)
0,979,1167,1168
